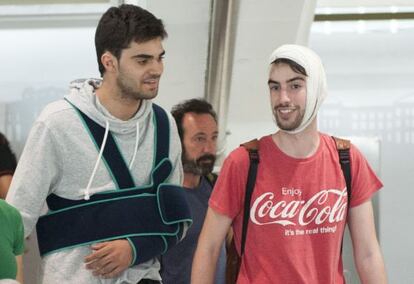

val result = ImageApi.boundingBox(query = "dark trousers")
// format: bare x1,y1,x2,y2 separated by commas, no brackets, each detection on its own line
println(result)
137,279,161,284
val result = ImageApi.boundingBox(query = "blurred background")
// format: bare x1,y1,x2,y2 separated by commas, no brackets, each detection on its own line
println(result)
0,0,413,283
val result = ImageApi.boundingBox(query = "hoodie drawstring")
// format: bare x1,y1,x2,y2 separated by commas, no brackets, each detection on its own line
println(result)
128,122,140,170
83,121,139,200
84,120,110,200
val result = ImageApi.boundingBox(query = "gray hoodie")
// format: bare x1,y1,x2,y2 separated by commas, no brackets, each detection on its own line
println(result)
6,79,183,283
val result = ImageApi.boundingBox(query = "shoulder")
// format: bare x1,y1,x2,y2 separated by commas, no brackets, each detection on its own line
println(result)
31,100,85,140
0,200,22,224
320,133,363,157
226,146,250,165
231,135,269,162
18,100,83,155
36,99,75,128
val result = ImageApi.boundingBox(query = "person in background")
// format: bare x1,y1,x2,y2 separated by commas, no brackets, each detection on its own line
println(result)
160,99,226,284
191,44,387,283
6,4,190,284
0,133,17,199
0,133,23,282
0,198,24,283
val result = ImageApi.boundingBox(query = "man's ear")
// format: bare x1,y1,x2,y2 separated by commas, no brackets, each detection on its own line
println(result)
101,51,117,73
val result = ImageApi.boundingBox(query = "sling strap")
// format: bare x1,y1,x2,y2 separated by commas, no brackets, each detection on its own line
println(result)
77,110,134,189
36,103,192,265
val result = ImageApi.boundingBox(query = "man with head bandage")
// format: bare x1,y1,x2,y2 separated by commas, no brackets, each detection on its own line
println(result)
192,44,387,284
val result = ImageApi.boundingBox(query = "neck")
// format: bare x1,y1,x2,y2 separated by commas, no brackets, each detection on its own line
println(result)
95,79,141,121
183,172,202,189
272,120,320,158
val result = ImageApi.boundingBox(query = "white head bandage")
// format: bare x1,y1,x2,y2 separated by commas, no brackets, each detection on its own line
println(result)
269,44,328,134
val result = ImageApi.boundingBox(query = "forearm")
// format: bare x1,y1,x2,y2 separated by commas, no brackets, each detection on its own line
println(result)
348,201,387,284
355,249,387,284
191,242,221,284
16,255,24,283
191,208,231,284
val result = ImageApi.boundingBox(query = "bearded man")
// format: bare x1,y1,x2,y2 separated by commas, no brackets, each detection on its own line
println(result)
160,98,226,284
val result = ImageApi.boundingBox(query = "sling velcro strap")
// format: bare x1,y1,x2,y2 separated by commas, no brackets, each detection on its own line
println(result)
45,158,173,211
37,183,192,260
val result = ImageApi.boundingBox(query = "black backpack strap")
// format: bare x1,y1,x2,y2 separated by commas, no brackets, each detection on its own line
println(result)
240,139,260,256
332,136,352,209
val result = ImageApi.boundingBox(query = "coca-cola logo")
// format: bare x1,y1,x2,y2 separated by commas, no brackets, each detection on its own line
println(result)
250,188,347,227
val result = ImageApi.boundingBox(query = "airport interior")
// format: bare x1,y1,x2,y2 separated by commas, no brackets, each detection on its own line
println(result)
0,0,413,283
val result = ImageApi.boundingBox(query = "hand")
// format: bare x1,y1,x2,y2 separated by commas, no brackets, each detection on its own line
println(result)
84,239,133,279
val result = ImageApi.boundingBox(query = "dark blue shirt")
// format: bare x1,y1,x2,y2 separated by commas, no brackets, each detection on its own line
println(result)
160,176,226,284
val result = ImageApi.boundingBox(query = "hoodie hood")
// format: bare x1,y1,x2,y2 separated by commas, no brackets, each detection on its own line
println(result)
65,78,153,135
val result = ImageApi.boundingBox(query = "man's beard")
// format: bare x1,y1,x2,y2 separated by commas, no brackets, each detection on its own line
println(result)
116,73,159,101
182,153,216,176
273,105,305,131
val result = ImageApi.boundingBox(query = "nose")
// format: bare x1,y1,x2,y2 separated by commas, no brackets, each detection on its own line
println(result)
150,59,164,76
203,139,216,155
279,86,290,103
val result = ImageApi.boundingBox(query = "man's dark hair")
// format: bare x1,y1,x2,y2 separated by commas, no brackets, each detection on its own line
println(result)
95,4,167,76
171,98,217,141
271,58,307,76
0,133,17,175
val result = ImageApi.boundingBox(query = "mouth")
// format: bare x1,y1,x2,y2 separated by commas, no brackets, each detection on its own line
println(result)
144,79,158,84
197,155,216,165
143,79,159,89
275,106,297,119
278,108,294,114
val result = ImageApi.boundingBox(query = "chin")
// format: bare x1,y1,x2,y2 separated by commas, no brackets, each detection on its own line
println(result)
133,92,158,101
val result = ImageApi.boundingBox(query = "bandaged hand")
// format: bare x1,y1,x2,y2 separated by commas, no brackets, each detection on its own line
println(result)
84,239,133,278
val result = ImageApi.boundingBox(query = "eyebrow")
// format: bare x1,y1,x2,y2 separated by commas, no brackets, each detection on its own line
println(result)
268,76,306,85
194,130,219,137
131,50,166,60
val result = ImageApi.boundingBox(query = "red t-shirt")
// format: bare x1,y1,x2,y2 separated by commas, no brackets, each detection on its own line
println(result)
209,134,382,284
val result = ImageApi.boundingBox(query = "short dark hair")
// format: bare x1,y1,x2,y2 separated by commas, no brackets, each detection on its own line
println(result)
0,132,17,174
171,98,217,141
95,4,167,76
271,58,307,76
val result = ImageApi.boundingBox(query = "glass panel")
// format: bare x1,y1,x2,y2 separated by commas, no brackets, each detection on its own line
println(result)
310,18,414,284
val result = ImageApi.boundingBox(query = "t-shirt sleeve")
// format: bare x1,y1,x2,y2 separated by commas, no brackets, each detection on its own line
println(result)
0,133,17,176
209,147,250,219
349,144,383,208
13,212,25,255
